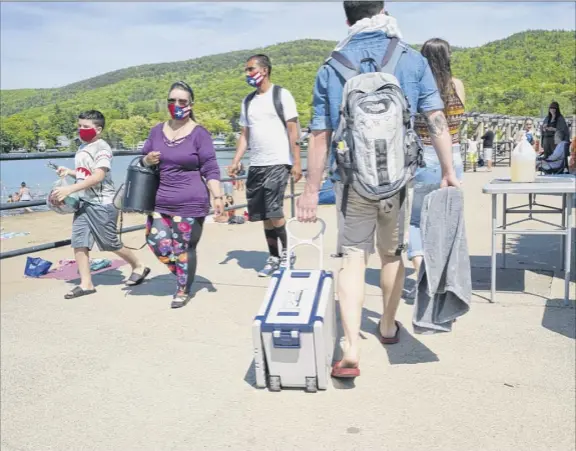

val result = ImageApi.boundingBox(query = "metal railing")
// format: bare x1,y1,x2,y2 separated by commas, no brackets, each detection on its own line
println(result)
0,149,145,212
461,140,513,172
0,149,322,259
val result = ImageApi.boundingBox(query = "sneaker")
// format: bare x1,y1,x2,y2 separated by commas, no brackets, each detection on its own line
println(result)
258,256,280,277
280,250,296,269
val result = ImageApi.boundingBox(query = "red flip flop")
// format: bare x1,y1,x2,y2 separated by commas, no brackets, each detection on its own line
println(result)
331,361,360,378
377,320,401,345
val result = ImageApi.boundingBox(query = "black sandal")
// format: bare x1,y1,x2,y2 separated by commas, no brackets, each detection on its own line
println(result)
64,286,97,299
171,292,192,309
125,267,151,286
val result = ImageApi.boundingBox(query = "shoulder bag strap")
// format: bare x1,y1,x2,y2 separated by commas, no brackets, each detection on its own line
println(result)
272,85,287,130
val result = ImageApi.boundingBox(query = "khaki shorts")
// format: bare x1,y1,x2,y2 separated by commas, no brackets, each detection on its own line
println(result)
340,184,413,257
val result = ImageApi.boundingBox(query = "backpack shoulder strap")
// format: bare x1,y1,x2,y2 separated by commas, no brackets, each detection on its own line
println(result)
243,90,258,126
325,51,358,82
272,85,287,130
380,37,408,74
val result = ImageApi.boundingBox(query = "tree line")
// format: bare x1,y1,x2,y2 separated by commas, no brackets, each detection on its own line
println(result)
1,30,573,152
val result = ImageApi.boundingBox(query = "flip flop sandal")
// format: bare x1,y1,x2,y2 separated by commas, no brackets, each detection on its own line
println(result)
64,286,96,299
125,267,151,286
331,360,360,379
377,320,401,345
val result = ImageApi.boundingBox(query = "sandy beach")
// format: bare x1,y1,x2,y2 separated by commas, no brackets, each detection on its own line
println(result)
1,209,147,254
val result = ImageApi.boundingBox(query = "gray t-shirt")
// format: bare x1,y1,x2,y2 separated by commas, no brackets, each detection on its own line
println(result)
74,139,116,205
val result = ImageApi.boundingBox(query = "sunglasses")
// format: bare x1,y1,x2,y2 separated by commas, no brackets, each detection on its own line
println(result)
167,98,190,106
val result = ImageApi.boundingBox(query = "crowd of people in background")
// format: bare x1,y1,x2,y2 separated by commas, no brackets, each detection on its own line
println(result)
464,103,573,174
535,102,572,174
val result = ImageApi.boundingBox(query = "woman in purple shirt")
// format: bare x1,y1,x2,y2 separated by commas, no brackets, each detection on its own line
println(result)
142,81,223,308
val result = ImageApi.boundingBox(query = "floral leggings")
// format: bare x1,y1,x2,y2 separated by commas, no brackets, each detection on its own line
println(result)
145,213,204,295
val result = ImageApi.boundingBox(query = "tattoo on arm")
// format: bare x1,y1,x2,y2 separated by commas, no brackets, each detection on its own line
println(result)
425,112,449,137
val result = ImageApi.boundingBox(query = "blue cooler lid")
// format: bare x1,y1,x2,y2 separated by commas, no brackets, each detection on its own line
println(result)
256,269,332,334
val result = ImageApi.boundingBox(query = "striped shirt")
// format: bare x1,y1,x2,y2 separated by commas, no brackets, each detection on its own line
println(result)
413,83,465,146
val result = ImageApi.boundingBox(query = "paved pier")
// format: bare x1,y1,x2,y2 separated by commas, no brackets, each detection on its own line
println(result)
1,167,574,451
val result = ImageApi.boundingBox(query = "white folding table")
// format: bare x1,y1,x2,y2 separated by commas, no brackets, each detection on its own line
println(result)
482,175,575,305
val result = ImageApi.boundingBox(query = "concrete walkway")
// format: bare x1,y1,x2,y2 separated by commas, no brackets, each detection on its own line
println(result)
1,167,575,451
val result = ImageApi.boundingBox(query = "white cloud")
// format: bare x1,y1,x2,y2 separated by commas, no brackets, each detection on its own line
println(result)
1,2,574,90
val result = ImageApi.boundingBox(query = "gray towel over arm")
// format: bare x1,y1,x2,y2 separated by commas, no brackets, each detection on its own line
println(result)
413,187,472,334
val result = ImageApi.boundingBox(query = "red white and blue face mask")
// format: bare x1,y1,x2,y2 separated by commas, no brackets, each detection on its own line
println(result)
246,71,264,87
168,103,191,120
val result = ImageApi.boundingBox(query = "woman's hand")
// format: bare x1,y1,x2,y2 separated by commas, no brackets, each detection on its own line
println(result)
144,152,161,166
212,196,225,217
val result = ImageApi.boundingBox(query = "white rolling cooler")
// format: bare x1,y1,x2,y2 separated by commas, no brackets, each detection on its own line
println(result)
252,218,336,393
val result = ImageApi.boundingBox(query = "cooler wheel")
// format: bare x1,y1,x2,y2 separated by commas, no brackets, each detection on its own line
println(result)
268,375,281,392
305,377,318,393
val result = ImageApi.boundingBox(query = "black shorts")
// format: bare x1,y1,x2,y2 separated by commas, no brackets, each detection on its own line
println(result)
246,164,291,221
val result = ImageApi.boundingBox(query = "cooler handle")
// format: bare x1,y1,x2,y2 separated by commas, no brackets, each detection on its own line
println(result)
284,218,326,270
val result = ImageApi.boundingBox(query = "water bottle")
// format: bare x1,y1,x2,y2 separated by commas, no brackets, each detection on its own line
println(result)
511,133,537,183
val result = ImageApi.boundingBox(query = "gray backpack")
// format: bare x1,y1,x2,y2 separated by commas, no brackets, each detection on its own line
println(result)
326,38,423,244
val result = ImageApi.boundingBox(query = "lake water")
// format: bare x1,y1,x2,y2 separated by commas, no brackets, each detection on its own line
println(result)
0,150,308,214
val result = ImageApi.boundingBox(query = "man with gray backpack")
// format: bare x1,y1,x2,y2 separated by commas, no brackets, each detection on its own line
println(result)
297,1,460,378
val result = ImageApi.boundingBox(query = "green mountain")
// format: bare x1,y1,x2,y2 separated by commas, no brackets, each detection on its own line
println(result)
1,30,574,152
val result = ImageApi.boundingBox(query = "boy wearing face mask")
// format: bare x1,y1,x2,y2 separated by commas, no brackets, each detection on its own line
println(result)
54,110,149,299
229,54,302,277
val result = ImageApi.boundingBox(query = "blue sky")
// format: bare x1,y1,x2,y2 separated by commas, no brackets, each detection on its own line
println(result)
1,2,574,90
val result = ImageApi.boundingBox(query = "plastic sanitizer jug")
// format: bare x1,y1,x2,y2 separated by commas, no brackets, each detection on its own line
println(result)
510,134,537,183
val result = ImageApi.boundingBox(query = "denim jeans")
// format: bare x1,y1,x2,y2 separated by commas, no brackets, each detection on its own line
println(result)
407,144,464,260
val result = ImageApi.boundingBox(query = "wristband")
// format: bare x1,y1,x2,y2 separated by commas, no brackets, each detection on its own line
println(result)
213,196,223,200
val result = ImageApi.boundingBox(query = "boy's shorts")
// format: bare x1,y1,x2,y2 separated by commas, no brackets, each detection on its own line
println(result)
71,202,122,251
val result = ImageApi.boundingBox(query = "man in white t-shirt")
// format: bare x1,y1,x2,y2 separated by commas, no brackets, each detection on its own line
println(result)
229,54,302,276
